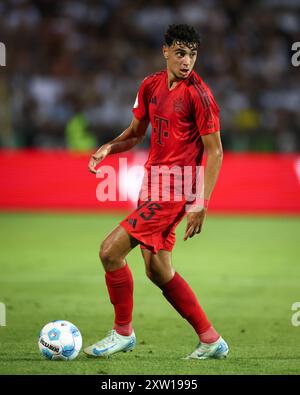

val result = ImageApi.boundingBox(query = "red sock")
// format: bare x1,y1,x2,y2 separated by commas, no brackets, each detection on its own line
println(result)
199,326,220,344
105,264,133,336
160,272,219,342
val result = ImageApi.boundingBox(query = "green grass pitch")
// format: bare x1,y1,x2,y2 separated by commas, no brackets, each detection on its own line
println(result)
0,212,299,375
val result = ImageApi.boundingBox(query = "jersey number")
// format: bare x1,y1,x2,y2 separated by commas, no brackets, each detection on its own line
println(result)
137,200,161,221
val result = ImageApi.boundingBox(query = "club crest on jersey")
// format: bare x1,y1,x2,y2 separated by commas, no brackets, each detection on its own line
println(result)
150,96,157,105
173,97,184,113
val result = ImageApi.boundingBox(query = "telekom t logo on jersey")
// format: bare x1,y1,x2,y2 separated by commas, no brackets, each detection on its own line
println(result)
153,115,169,146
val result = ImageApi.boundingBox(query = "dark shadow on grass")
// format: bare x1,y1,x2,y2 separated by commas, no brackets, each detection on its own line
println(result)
0,356,89,362
0,357,52,362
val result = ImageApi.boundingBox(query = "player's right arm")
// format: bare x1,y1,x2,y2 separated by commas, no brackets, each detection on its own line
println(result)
88,117,149,174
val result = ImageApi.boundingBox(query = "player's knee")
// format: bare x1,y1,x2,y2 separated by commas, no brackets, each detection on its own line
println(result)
99,241,116,269
146,257,174,286
145,267,154,281
144,256,157,280
146,268,165,287
145,265,162,285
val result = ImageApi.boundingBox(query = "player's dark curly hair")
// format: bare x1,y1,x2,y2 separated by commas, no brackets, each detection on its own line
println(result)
164,24,201,49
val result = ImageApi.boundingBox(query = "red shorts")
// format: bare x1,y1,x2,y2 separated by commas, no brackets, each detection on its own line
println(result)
120,199,187,254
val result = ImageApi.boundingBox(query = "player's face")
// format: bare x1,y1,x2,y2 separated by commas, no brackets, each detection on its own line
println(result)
163,41,198,79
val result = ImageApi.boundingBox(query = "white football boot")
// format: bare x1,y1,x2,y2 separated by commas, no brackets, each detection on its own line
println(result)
84,329,136,358
185,337,229,360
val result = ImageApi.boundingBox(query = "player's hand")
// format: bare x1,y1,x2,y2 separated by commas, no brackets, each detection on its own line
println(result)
183,208,207,241
88,144,111,174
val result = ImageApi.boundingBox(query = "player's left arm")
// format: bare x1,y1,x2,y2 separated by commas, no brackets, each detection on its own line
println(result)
201,131,223,201
184,131,223,240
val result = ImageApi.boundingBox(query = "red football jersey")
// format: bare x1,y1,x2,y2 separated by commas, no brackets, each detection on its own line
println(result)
132,69,220,201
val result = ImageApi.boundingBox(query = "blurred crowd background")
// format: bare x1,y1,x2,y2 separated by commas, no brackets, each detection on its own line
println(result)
0,0,299,152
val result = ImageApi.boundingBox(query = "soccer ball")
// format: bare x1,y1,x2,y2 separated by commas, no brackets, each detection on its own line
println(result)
38,320,82,361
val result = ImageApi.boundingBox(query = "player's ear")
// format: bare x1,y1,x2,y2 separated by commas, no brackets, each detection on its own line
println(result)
162,45,169,60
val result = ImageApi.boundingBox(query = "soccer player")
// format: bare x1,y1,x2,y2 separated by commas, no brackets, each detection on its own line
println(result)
84,24,229,360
